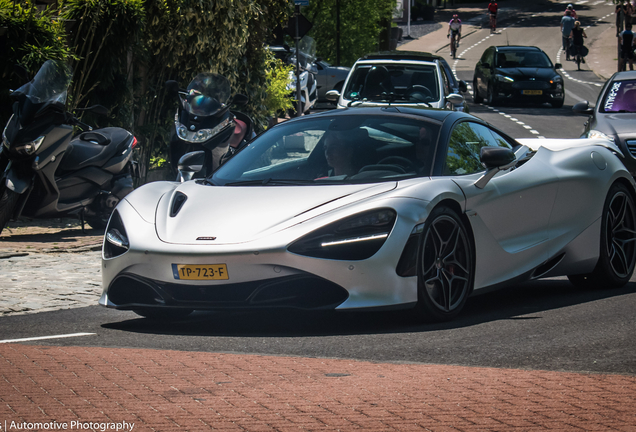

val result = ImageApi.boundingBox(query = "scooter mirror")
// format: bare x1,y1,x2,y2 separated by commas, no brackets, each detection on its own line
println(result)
232,94,249,106
165,80,180,97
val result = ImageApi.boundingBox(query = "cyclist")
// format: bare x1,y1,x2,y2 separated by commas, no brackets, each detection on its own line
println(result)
569,21,587,69
561,10,576,61
448,14,462,57
488,2,498,33
565,4,578,20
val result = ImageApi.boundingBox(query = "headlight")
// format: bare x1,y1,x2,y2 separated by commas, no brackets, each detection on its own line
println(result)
288,209,397,260
551,75,562,83
587,130,615,143
174,117,233,143
496,74,514,83
104,210,129,258
15,136,45,155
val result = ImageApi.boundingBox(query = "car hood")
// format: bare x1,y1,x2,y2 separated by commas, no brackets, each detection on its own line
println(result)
154,181,397,245
594,113,636,136
496,67,557,81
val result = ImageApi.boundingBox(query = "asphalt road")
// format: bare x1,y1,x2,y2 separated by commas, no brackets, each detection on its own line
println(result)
2,0,635,378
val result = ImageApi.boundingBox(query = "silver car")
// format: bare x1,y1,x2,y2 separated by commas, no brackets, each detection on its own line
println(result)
327,51,468,111
100,107,636,322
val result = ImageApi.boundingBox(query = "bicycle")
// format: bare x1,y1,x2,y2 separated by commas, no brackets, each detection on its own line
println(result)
490,14,497,33
449,31,459,59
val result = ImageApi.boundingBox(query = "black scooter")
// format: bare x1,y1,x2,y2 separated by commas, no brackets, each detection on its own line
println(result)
0,60,138,234
166,73,254,181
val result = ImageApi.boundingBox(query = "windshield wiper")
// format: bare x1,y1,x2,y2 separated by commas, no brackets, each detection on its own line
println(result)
224,178,317,186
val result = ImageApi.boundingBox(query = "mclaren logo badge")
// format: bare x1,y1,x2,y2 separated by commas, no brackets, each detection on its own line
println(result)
196,236,217,241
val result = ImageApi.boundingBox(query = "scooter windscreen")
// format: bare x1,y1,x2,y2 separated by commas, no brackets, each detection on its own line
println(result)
183,73,231,116
14,60,72,105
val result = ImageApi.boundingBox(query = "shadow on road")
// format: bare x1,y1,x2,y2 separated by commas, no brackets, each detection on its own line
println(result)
102,279,636,337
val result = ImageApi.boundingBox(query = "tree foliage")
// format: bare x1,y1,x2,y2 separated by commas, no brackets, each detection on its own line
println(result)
303,0,396,67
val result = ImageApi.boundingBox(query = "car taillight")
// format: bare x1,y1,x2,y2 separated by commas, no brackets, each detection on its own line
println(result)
131,136,138,149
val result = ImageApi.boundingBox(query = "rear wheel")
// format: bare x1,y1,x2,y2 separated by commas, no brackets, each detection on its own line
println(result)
568,183,636,288
0,185,20,236
414,207,474,322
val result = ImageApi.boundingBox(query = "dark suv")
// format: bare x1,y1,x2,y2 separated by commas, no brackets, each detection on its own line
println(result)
326,51,468,111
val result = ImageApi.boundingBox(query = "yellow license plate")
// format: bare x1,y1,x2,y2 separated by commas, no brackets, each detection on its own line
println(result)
522,90,543,95
172,264,229,280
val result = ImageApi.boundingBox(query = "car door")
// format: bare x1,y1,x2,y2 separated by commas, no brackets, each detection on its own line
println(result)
443,121,558,288
475,48,495,97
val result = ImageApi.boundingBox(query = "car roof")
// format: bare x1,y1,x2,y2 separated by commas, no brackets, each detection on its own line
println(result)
611,70,636,80
494,45,545,53
286,106,469,124
359,50,443,62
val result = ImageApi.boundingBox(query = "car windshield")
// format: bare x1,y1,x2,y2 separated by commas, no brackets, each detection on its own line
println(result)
496,51,552,68
211,114,441,185
600,79,636,113
343,63,440,103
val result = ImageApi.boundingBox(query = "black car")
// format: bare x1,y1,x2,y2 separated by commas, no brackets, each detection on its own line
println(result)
573,71,636,175
473,46,564,108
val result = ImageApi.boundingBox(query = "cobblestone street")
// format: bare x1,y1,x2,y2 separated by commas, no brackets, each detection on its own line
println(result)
0,251,102,316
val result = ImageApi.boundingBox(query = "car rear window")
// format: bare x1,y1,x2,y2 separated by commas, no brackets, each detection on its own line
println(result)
600,79,636,113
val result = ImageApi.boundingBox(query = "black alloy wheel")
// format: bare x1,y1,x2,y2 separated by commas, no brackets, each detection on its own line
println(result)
415,206,474,322
569,183,636,288
487,84,498,106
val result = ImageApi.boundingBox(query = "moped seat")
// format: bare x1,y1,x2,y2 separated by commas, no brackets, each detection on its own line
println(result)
57,127,133,172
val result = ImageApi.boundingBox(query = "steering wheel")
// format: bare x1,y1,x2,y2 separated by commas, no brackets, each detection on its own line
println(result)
378,156,417,172
405,85,433,102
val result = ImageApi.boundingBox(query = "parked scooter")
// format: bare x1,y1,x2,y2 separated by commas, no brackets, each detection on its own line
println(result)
0,60,138,235
167,73,255,181
269,36,318,115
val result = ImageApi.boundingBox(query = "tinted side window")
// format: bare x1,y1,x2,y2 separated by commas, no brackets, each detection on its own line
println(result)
440,67,451,96
480,48,494,66
486,128,513,149
445,122,504,175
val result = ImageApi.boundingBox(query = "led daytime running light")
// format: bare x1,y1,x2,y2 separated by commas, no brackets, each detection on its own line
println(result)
175,117,234,143
321,233,389,247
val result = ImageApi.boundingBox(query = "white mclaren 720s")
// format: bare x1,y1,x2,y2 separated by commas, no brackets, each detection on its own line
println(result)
100,107,636,322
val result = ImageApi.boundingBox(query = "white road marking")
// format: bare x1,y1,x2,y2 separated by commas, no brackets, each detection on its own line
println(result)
0,333,96,344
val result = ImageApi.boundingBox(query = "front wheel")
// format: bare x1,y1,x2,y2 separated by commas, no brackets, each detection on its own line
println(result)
414,207,474,322
0,185,20,236
473,78,483,103
487,84,498,106
568,183,636,288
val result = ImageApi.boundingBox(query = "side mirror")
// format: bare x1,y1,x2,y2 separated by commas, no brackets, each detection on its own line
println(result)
326,90,340,102
474,146,516,189
165,80,180,97
458,80,468,93
572,101,593,115
480,146,515,169
446,93,465,106
177,151,205,182
232,94,249,106
554,63,562,69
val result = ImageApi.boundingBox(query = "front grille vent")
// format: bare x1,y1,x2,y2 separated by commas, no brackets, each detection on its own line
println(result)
626,140,636,158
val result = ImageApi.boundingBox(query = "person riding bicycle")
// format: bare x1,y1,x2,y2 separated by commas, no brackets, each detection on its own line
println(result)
569,21,587,68
561,10,576,61
488,2,498,33
564,4,578,20
448,14,462,55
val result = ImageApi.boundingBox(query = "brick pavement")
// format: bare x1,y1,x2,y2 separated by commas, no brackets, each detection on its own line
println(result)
0,345,635,431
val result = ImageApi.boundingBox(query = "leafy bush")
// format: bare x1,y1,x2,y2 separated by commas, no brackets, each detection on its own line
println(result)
263,53,294,119
0,0,73,125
